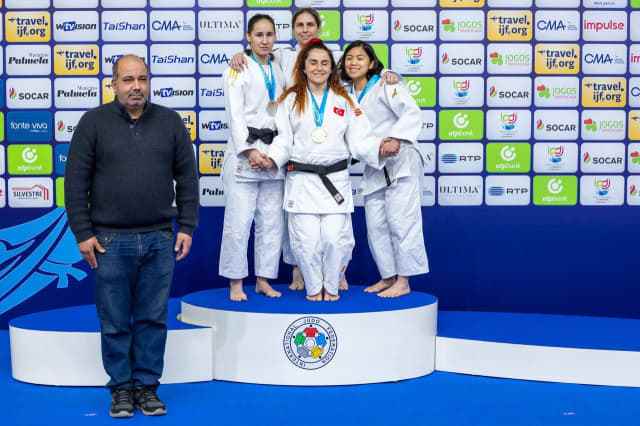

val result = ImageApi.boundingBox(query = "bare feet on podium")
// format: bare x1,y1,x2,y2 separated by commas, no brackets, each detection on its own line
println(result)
230,280,248,302
378,276,411,298
306,292,323,302
289,266,305,291
255,277,282,298
323,291,340,302
364,277,396,293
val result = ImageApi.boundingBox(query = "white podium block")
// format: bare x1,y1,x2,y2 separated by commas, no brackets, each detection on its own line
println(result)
180,285,438,386
10,301,213,386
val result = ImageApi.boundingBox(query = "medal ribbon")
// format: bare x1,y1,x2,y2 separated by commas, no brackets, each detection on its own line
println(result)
352,74,380,103
250,53,276,102
308,86,329,128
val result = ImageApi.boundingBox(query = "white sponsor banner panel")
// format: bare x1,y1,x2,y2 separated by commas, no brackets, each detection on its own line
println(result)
0,2,637,216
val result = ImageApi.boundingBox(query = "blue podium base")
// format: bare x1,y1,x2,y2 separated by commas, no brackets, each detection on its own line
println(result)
8,285,640,387
181,283,438,314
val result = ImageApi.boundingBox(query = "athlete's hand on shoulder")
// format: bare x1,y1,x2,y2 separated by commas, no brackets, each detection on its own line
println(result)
230,52,248,72
381,70,400,85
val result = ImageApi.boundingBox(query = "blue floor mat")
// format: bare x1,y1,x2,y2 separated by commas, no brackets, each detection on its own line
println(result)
1,330,639,426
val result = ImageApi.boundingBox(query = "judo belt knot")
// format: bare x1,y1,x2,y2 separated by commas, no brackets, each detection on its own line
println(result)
287,159,350,205
246,127,278,145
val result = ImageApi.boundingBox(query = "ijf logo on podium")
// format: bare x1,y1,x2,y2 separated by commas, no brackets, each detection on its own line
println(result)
283,317,338,370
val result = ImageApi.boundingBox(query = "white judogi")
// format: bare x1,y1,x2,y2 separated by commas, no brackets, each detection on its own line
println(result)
274,45,345,267
219,55,287,280
269,90,384,295
356,79,429,279
273,46,300,266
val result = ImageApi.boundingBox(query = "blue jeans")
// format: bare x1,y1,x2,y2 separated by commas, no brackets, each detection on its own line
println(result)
94,230,175,390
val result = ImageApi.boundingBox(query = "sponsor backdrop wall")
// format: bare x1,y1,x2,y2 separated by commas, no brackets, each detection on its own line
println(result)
0,0,638,327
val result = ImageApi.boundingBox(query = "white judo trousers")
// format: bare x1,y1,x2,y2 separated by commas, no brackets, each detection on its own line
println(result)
219,175,284,279
364,151,428,278
277,47,299,268
218,56,287,280
283,213,354,279
269,90,385,296
288,213,353,296
282,213,296,265
277,46,345,268
356,78,429,279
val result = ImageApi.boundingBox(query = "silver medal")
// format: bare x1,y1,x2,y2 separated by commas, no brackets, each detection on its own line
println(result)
311,127,328,144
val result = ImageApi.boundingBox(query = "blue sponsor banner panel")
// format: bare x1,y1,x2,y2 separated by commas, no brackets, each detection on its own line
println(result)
6,111,53,142
0,0,639,326
54,144,68,176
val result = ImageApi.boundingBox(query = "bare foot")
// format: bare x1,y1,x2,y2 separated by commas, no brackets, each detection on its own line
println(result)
306,293,322,302
255,277,281,298
378,276,410,298
323,292,340,302
339,278,349,291
364,277,395,293
230,280,247,302
289,266,305,291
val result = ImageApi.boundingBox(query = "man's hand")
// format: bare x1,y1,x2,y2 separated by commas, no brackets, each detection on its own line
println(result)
379,138,401,157
174,232,192,261
78,236,106,269
230,52,248,72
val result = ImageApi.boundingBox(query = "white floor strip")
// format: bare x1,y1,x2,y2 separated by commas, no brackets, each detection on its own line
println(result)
436,336,640,387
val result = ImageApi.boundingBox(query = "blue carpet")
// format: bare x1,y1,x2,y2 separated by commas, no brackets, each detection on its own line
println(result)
1,330,640,426
9,299,201,332
439,311,640,351
11,295,640,354
183,284,437,314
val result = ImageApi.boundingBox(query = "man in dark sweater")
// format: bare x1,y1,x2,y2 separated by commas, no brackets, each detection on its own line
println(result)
64,54,198,418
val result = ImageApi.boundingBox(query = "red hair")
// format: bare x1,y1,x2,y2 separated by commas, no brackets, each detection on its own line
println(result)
278,39,354,115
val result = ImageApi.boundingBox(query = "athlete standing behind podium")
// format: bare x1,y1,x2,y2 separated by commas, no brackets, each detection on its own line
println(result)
264,40,400,301
230,8,399,293
339,41,429,298
219,14,287,302
231,8,342,292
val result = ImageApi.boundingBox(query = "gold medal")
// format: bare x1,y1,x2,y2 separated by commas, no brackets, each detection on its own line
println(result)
311,127,328,144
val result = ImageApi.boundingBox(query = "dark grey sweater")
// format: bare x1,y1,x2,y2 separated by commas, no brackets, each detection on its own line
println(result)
65,101,199,243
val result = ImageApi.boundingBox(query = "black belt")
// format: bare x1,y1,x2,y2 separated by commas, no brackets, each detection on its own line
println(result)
246,127,277,145
353,159,391,186
383,166,392,186
287,159,349,205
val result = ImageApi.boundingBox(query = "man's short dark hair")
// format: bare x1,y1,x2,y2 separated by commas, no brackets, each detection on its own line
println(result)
112,54,148,81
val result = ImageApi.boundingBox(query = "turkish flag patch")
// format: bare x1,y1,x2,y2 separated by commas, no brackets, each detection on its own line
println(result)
333,106,345,117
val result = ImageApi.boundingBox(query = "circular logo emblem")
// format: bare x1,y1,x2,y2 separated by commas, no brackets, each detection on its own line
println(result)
283,316,337,370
